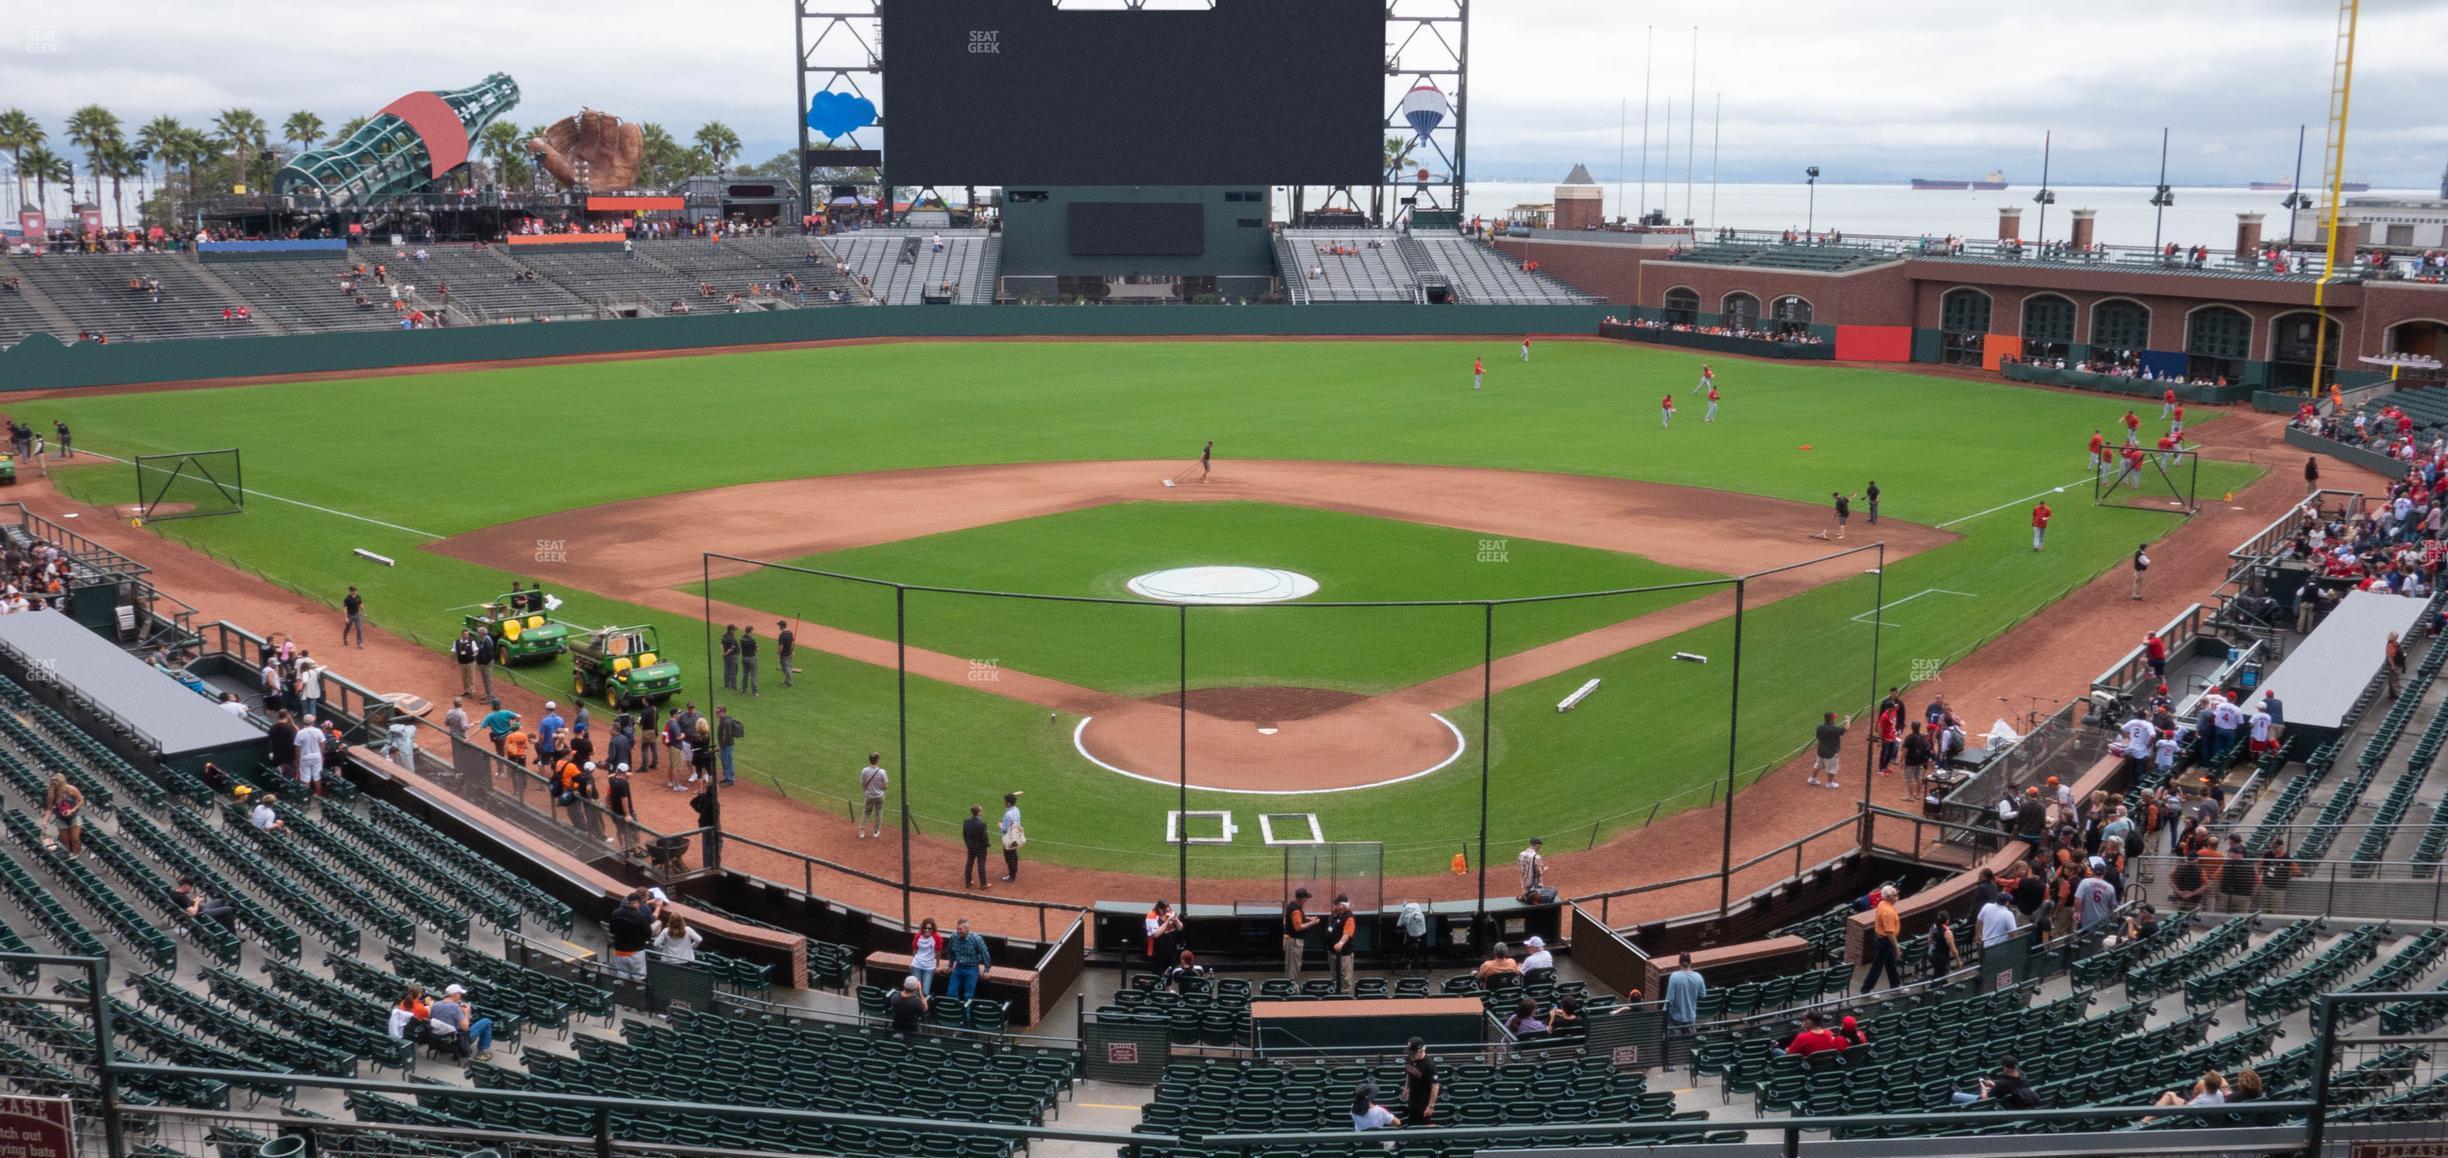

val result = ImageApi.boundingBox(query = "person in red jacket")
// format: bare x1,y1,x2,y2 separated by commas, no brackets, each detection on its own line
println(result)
1777,1012,1847,1057
1660,394,1676,428
2123,409,2143,445
2161,386,2177,419
2089,429,2108,476
2032,500,2052,551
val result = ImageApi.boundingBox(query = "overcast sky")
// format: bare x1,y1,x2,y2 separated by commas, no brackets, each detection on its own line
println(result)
10,0,2446,188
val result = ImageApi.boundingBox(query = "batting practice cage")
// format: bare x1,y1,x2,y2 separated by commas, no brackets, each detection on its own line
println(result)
2095,445,2201,514
133,449,245,521
697,541,1902,933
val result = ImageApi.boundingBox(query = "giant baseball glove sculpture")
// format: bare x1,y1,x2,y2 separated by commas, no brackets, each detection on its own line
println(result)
528,109,646,190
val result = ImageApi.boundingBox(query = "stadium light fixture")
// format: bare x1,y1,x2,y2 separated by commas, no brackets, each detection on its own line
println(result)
1804,166,1819,238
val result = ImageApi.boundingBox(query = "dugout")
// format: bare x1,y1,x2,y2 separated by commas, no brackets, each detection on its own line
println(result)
996,186,1278,302
0,609,261,787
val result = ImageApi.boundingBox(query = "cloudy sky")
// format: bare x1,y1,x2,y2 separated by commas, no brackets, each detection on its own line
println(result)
10,0,2447,188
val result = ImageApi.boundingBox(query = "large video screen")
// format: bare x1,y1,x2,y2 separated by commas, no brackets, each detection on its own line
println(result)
1068,202,1205,256
883,0,1385,187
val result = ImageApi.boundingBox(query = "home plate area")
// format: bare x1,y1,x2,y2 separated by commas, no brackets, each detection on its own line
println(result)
1165,811,1324,845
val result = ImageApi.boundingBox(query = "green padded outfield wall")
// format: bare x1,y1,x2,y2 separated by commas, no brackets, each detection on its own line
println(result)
0,304,1614,392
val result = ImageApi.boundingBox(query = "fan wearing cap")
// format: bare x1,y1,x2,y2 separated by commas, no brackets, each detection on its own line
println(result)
1519,935,1553,973
2075,857,2118,931
2013,786,2047,847
536,701,567,773
427,983,495,1061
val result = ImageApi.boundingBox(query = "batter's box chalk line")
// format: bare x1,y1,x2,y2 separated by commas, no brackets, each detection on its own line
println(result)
1851,588,1977,628
1166,811,1237,845
1259,814,1324,846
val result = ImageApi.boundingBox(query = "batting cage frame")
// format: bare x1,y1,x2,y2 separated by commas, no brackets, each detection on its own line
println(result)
133,449,245,522
695,538,1894,938
2094,444,2201,514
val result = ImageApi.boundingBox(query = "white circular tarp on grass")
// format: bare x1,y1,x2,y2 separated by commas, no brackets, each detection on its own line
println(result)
1127,566,1319,605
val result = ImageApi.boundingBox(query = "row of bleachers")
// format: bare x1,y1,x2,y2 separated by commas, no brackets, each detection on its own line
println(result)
204,260,405,336
6,252,261,343
1279,231,1414,302
827,230,996,304
1413,234,1607,304
0,280,61,348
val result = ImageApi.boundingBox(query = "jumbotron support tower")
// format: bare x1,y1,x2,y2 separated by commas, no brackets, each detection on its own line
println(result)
793,1,884,220
1384,0,1469,228
273,73,521,209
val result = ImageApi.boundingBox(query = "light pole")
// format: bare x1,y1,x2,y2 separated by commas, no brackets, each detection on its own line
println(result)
2148,127,2175,253
2032,130,2055,251
2283,123,2311,251
1804,166,1819,240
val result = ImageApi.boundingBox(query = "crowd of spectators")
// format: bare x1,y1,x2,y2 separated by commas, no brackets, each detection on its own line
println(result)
1606,315,1826,347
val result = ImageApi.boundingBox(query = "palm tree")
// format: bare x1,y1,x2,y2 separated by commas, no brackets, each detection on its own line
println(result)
638,123,685,189
477,120,529,187
692,122,741,177
0,109,41,211
1385,136,1419,174
332,115,371,143
136,115,184,182
282,111,325,156
64,104,122,207
166,127,219,223
18,145,68,216
98,139,144,228
213,108,267,191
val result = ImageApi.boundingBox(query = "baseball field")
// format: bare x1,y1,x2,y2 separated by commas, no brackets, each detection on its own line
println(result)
23,338,2259,878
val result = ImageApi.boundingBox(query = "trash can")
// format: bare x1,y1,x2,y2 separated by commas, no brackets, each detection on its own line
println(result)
258,1136,309,1158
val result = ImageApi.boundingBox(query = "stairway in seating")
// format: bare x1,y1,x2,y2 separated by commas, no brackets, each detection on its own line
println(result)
1393,236,1449,303
1272,235,1310,304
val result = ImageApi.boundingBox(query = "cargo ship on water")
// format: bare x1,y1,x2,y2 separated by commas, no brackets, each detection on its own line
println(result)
1911,170,2008,191
2252,180,2369,191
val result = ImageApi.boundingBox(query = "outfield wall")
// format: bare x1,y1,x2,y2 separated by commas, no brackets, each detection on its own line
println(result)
0,304,1615,391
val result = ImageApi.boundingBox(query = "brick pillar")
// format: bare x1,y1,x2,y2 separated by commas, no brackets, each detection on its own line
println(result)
2236,212,2265,261
1997,207,2022,243
2068,209,2096,252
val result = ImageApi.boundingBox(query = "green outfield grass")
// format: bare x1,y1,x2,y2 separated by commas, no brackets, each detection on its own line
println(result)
708,501,1719,696
25,338,2262,876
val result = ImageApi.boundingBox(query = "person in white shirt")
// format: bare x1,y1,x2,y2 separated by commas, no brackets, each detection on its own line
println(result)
2154,735,2179,779
1519,935,1554,973
1352,1087,1399,1132
250,795,282,832
1977,898,2019,947
218,693,248,718
294,718,326,793
2209,698,2244,765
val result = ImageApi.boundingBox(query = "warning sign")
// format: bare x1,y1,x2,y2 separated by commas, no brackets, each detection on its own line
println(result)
0,1096,75,1158
1610,1045,1641,1068
1106,1042,1139,1065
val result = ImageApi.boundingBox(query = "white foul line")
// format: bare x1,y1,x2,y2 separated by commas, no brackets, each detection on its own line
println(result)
1938,474,2100,530
1851,588,1977,627
84,449,443,539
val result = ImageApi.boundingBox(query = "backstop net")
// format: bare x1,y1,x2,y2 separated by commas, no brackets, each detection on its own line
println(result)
2094,444,2200,514
134,449,244,521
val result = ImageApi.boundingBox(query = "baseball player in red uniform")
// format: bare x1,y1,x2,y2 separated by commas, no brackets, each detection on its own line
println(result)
1659,394,1676,428
2161,386,2177,419
1473,357,1484,391
1705,383,1720,422
1695,363,1714,395
2089,429,2107,475
2123,409,2142,445
1520,336,1532,362
2170,403,2186,438
2032,500,2052,551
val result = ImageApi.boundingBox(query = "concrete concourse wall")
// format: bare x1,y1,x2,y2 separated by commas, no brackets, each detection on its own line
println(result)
0,303,1615,391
